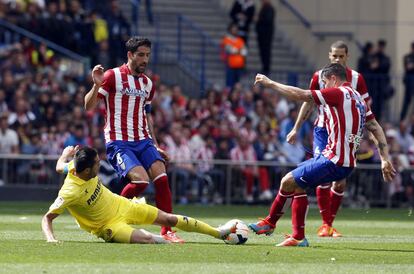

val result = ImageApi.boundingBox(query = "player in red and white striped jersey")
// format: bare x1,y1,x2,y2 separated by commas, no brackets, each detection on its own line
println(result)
287,41,375,237
84,37,183,242
249,64,395,247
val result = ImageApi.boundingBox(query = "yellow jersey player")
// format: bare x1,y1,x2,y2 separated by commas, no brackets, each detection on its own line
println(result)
42,146,236,244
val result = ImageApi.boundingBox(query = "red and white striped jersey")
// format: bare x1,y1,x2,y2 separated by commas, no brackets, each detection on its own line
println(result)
309,67,374,127
97,64,155,143
230,145,258,172
311,83,372,167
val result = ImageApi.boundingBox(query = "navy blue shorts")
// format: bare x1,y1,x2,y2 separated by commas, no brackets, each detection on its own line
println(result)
313,126,328,156
106,139,164,178
291,155,353,189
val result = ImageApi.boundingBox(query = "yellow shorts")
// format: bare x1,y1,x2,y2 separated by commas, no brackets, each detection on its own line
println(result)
97,202,159,243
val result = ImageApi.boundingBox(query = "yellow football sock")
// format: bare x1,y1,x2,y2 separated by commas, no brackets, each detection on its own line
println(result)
174,215,220,238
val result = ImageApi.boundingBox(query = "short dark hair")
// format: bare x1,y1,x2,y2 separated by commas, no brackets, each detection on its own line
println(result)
321,63,347,81
330,40,348,54
378,39,387,47
74,146,98,173
125,36,151,53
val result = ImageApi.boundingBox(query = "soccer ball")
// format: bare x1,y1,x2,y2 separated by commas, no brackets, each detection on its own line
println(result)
223,219,249,245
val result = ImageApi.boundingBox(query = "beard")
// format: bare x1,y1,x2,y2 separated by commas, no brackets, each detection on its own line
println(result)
134,63,146,74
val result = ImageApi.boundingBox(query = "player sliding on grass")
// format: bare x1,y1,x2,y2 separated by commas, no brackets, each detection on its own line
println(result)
42,146,236,244
249,63,396,247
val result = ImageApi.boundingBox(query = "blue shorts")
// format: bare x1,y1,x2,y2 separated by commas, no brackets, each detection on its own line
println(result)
313,126,328,156
291,154,353,189
106,139,164,178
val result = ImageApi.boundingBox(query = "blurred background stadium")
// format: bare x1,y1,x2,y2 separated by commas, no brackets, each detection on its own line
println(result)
0,0,413,209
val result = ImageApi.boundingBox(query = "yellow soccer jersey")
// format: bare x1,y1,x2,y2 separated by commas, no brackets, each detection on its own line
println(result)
48,161,131,234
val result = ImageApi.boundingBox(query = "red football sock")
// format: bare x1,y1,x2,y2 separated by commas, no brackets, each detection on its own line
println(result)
291,193,309,240
316,184,331,225
120,181,149,199
153,174,173,235
329,187,344,226
243,170,254,195
258,167,270,190
266,190,294,225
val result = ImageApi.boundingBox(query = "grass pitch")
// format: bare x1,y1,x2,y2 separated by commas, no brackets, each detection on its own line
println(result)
0,202,413,274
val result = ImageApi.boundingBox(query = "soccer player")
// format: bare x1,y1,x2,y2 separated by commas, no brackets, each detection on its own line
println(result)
42,146,236,244
84,37,181,241
249,64,396,247
286,40,375,237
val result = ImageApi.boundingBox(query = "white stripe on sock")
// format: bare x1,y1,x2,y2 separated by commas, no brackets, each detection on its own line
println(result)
153,173,167,182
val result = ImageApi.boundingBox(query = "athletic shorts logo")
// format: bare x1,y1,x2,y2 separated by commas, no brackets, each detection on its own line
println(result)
116,153,126,170
300,177,309,184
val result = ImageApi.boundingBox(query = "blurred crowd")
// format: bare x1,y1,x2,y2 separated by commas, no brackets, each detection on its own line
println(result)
1,0,131,68
0,0,413,207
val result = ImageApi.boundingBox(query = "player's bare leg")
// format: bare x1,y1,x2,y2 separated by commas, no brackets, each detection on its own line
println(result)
130,228,170,244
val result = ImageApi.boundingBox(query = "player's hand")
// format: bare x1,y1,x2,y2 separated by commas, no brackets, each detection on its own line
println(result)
286,130,297,145
61,145,79,158
381,159,397,183
254,73,272,87
157,147,170,163
92,64,104,86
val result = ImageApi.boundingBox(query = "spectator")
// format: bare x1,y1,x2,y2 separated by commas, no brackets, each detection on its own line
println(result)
230,0,255,45
395,121,414,153
105,0,131,67
221,23,247,89
8,99,36,129
63,123,88,148
255,0,275,75
230,134,271,203
0,112,19,154
400,42,414,121
358,42,374,75
369,39,392,121
164,124,197,204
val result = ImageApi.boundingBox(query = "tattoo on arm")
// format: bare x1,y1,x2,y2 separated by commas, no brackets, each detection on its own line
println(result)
306,93,313,103
378,142,387,150
365,120,377,132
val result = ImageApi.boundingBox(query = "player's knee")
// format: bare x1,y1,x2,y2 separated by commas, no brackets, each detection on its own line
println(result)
130,231,155,244
128,170,149,182
280,173,297,192
332,181,346,192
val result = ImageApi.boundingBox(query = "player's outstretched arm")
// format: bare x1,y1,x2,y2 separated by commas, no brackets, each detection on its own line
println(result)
42,212,60,243
85,65,104,111
254,74,313,103
56,145,79,173
365,119,397,182
287,101,315,144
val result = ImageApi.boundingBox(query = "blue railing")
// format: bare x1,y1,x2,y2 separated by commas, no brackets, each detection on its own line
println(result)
177,14,220,92
279,0,364,52
280,0,311,29
129,0,140,34
0,19,90,74
135,10,221,94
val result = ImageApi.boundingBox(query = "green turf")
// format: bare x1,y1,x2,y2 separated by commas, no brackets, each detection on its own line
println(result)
0,202,413,274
